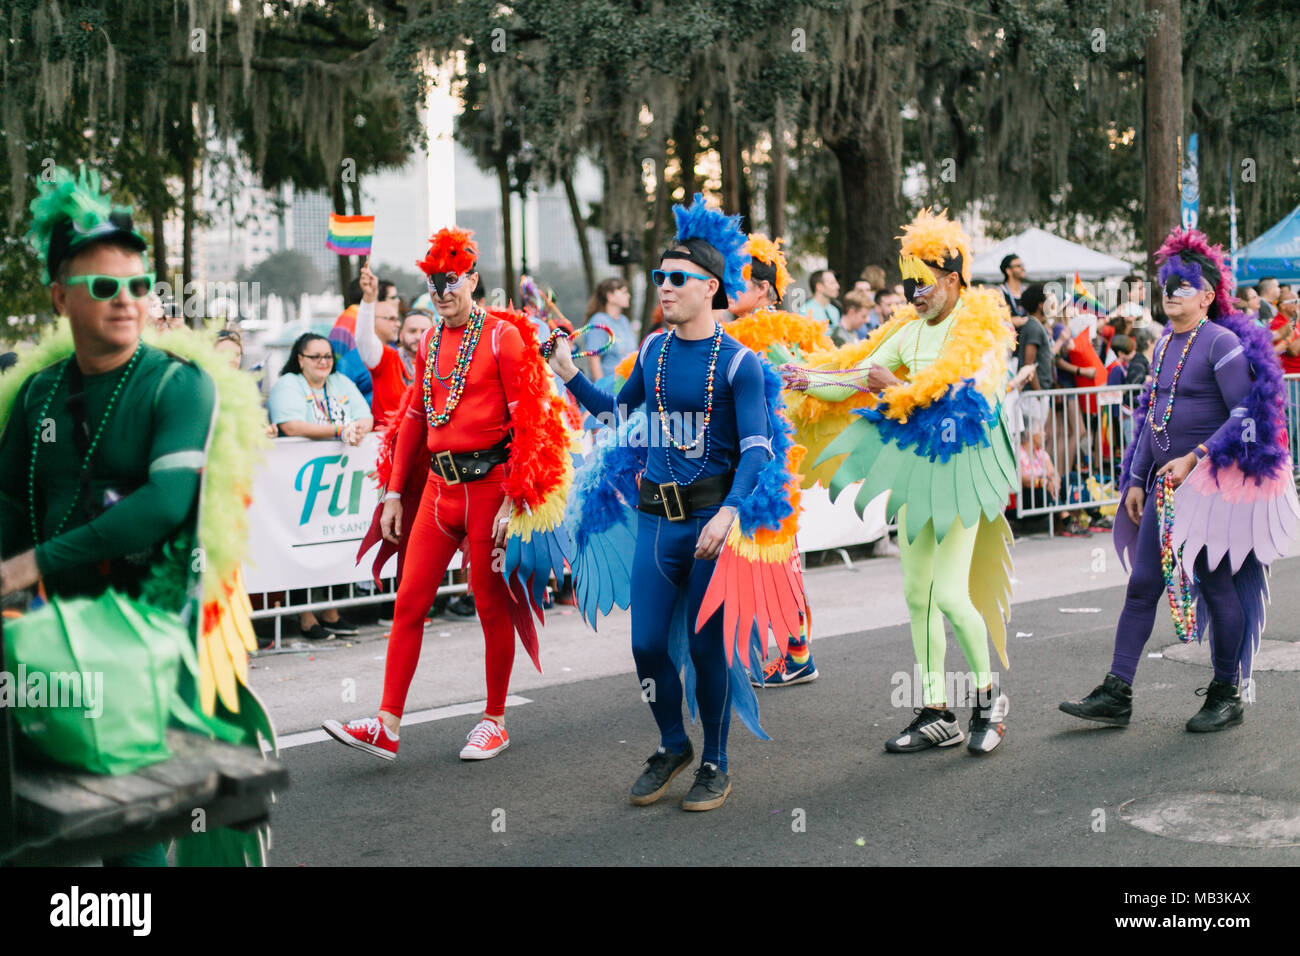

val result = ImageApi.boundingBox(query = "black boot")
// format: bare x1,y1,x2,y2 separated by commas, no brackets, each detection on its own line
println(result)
1186,680,1244,733
1059,674,1133,726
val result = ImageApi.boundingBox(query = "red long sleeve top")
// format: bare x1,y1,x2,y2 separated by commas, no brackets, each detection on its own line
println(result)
387,311,526,496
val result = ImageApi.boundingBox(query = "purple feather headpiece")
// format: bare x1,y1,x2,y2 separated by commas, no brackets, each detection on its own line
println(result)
1155,228,1235,321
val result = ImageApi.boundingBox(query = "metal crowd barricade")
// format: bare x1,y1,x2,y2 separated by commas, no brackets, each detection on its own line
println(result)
1008,382,1143,534
247,570,468,653
1285,373,1300,482
1010,373,1300,535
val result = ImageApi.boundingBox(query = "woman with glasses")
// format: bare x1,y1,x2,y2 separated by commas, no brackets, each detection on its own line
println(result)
267,332,373,640
268,332,373,444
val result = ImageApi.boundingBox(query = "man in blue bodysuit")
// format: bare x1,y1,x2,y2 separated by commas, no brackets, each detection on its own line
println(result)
548,198,772,811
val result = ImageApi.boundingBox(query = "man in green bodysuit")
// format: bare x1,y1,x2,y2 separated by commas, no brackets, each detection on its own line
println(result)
0,166,216,865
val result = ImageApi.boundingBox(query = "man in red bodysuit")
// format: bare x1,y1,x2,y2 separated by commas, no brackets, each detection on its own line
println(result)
323,228,534,761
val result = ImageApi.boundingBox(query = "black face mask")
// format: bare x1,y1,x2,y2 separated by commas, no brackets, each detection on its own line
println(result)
903,278,919,301
1163,274,1192,299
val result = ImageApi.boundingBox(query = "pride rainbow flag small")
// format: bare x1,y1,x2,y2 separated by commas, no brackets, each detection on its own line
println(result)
1071,271,1109,317
326,214,375,256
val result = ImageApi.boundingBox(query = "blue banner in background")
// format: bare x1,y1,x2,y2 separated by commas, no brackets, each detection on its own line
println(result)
1180,132,1199,231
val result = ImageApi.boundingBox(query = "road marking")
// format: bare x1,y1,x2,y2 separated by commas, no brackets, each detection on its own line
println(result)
271,695,534,751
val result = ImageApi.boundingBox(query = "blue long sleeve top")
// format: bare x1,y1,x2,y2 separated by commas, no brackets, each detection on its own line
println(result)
565,327,773,510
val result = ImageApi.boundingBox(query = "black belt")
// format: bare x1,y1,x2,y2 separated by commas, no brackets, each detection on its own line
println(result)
638,471,734,522
431,437,511,484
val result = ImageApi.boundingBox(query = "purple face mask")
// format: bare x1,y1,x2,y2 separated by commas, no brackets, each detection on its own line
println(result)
1159,254,1205,299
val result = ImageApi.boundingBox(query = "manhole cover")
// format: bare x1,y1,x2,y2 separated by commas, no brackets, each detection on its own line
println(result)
1119,792,1300,847
1161,639,1300,671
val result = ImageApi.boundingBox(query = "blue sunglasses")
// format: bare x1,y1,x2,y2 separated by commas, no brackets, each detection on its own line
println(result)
652,269,714,288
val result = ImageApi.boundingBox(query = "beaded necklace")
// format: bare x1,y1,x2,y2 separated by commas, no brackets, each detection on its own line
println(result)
1156,472,1197,642
654,322,724,485
539,322,614,359
423,305,487,427
306,378,335,423
1147,316,1207,452
27,344,144,544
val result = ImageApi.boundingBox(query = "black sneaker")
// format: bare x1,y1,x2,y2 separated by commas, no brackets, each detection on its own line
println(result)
1060,673,1132,726
681,762,732,812
1186,680,1244,733
884,707,964,753
967,689,1010,755
302,623,335,641
629,742,694,806
322,615,359,636
447,594,477,617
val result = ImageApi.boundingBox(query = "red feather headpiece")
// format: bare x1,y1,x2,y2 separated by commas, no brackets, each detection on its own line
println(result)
415,227,478,277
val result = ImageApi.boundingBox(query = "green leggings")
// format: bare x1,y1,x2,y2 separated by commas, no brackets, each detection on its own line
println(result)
896,505,992,707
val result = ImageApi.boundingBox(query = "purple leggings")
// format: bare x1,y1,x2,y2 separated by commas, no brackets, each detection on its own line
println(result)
1110,488,1245,685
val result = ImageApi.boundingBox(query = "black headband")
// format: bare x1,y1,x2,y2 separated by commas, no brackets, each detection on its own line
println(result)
661,240,728,308
749,259,780,301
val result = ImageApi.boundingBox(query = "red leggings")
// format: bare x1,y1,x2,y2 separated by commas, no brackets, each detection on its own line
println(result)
380,473,515,717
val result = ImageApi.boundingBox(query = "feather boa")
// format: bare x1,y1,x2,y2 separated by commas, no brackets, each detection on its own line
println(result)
726,308,833,358
491,308,573,511
855,378,998,462
736,358,799,541
0,325,268,600
797,289,1012,422
566,410,647,549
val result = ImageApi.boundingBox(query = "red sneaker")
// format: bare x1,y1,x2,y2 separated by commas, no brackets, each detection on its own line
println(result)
322,716,399,761
459,718,510,760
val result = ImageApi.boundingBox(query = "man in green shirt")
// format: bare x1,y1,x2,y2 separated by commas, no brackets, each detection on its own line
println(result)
0,167,216,867
0,179,213,603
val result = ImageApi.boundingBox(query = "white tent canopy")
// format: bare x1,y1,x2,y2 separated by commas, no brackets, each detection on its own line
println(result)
970,227,1133,283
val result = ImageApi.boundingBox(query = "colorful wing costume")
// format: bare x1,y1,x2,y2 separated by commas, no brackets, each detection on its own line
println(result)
1114,229,1300,685
780,211,1018,667
561,213,810,738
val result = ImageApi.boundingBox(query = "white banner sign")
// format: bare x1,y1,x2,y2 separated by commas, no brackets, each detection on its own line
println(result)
796,483,889,553
242,434,397,592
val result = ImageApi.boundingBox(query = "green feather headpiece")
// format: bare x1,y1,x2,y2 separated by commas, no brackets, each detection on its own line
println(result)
25,164,147,285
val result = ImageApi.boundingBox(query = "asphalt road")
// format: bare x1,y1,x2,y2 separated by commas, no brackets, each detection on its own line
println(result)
265,572,1300,866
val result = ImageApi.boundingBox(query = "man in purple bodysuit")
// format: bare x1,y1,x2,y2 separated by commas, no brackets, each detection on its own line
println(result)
1061,228,1300,734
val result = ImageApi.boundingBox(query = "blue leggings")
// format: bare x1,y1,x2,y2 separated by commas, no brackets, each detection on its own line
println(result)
631,508,732,771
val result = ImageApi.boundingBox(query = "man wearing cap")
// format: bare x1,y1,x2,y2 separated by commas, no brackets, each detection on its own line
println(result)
548,195,775,810
0,165,217,865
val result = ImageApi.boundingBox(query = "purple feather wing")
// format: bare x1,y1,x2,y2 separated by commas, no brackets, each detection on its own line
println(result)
1172,461,1300,573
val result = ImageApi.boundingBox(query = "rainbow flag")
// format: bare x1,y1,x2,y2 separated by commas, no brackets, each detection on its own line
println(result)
326,214,375,256
1071,271,1109,317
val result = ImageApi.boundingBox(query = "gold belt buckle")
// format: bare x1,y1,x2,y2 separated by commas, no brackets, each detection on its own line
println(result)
659,482,686,522
436,450,461,485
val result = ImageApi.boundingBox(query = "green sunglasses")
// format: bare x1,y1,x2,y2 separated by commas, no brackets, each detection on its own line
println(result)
63,272,157,301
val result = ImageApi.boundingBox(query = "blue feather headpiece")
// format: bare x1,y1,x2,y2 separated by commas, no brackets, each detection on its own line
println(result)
667,193,750,301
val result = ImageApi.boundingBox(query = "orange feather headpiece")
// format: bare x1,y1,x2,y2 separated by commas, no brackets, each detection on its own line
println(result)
742,233,792,300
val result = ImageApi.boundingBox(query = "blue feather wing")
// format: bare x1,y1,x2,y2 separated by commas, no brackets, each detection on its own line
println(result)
568,502,637,629
504,524,575,618
671,595,770,741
